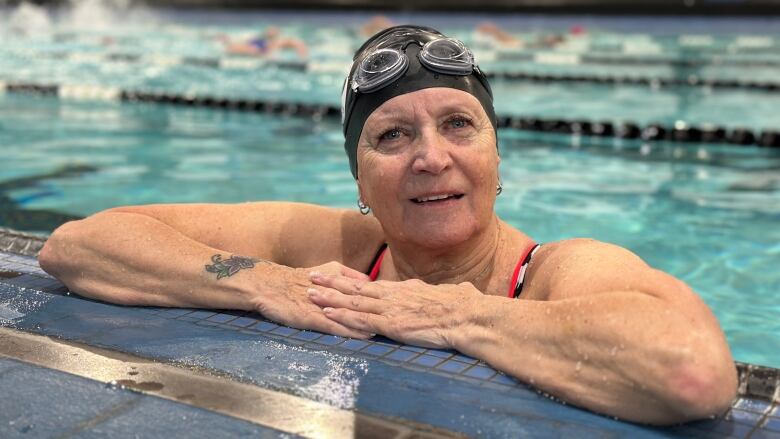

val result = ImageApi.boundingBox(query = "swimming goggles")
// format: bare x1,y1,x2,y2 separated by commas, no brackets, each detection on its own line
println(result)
351,36,476,94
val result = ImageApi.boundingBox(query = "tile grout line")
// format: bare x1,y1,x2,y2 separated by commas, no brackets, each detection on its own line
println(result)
745,402,778,439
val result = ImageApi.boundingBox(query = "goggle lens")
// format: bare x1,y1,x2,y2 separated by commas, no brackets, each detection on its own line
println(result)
350,37,476,96
352,48,409,93
419,38,474,75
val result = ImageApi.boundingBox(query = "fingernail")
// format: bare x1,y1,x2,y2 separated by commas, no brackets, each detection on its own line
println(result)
307,288,318,297
309,271,322,280
367,333,376,338
323,307,333,314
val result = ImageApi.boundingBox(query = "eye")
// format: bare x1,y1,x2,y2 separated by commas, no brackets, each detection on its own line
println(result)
380,127,403,141
447,116,472,129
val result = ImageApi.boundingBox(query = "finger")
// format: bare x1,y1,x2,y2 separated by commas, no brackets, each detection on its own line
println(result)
307,287,384,314
322,307,385,334
306,311,375,339
309,273,384,299
339,265,371,281
263,300,375,340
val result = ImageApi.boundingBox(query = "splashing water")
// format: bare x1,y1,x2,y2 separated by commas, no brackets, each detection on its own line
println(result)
295,355,368,410
0,302,25,324
61,0,159,32
4,0,161,38
288,361,313,372
171,338,368,410
7,2,52,36
266,341,368,410
0,285,52,327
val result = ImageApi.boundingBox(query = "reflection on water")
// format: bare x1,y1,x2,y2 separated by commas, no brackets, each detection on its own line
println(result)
0,164,94,232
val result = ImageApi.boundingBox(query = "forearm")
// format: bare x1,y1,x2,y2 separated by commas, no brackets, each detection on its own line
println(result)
40,211,285,310
451,292,736,425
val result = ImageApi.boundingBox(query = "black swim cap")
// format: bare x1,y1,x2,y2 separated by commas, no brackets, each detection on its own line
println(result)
341,25,497,179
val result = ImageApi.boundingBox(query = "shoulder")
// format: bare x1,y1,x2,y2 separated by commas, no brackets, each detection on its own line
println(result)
523,238,676,301
248,202,386,271
538,238,643,266
239,202,385,270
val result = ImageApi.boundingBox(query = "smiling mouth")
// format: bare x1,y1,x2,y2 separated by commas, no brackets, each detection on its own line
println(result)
411,194,464,204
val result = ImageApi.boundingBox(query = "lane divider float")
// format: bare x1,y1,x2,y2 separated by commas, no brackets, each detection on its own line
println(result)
2,80,778,148
484,71,780,92
17,49,780,92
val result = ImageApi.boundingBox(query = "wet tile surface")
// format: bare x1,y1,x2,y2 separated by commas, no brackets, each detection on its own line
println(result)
0,250,777,438
734,398,771,413
0,357,294,438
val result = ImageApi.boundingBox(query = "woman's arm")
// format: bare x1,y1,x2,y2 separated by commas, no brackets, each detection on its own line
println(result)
462,239,737,425
307,239,737,425
451,289,737,425
39,202,382,337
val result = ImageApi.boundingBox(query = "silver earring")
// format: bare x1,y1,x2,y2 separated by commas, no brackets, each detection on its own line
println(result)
357,198,371,215
496,182,503,196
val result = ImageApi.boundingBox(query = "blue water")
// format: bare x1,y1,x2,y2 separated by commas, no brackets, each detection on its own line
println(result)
1,95,778,368
0,6,779,367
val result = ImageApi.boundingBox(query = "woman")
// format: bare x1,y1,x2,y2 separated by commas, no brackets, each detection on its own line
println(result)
39,25,736,425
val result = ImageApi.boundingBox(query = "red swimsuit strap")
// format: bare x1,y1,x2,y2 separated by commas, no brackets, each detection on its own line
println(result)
369,242,539,296
508,242,539,298
368,247,387,281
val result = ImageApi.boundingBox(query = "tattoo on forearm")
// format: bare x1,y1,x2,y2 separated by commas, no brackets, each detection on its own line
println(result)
205,254,266,280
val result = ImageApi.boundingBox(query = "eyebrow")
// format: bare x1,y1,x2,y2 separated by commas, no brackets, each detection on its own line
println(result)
369,102,480,126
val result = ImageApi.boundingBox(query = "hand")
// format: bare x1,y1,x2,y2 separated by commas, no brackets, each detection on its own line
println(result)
307,273,484,349
250,261,373,339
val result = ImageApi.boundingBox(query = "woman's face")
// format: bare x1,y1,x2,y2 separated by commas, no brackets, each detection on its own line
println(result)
357,87,499,249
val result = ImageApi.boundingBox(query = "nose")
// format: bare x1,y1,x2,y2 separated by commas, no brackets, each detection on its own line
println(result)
410,131,453,175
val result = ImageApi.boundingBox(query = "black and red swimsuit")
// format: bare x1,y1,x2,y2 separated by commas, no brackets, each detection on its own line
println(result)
366,242,541,299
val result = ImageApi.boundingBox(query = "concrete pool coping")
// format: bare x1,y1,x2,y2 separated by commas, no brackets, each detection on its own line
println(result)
1,226,778,438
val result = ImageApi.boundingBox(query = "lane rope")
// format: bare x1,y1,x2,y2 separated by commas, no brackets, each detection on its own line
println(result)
2,80,778,148
11,49,780,91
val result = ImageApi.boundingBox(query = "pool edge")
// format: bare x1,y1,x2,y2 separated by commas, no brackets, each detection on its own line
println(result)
1,225,778,406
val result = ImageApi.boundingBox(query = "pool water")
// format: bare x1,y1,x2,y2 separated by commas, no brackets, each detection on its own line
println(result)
2,94,778,368
0,7,779,368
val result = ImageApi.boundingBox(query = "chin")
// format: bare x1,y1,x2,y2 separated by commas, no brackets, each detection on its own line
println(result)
401,217,481,250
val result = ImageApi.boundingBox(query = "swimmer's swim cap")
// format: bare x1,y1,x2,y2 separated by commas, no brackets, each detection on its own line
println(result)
341,25,497,179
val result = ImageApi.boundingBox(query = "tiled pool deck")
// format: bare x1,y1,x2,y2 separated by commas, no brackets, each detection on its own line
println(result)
0,230,778,438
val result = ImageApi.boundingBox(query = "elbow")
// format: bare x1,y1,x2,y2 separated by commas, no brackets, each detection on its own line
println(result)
660,352,737,424
37,240,55,276
39,219,83,279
